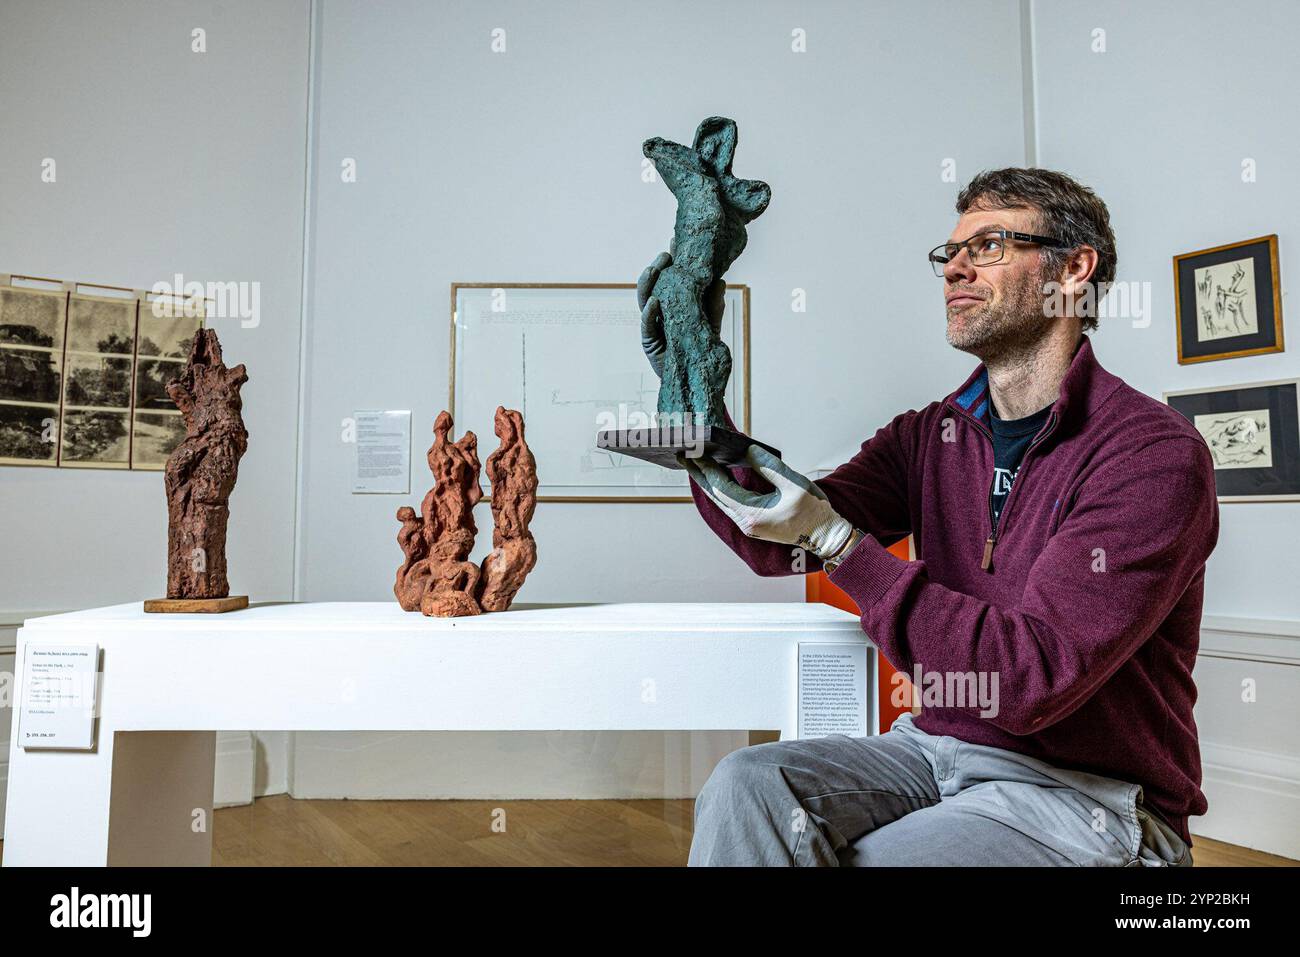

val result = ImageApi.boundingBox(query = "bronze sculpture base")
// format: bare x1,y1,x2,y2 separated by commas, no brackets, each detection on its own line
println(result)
596,425,780,470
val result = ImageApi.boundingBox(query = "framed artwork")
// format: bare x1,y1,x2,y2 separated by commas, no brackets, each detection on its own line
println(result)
0,282,67,466
450,282,751,502
1164,378,1300,502
1173,235,1284,364
0,275,203,470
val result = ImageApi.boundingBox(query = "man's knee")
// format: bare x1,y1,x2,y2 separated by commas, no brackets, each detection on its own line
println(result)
691,745,809,866
697,742,814,827
700,744,780,803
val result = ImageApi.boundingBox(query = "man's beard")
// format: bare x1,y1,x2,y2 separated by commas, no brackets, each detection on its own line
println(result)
945,266,1052,363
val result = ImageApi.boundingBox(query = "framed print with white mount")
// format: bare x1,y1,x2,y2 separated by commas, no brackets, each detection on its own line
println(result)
1173,235,1283,364
1163,378,1300,502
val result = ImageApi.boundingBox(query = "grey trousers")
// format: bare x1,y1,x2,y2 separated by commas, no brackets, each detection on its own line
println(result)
688,711,1193,866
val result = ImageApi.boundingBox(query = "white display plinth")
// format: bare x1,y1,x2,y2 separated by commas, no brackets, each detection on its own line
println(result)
2,601,872,866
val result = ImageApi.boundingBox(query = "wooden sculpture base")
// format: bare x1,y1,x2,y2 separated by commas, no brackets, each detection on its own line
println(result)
143,596,249,614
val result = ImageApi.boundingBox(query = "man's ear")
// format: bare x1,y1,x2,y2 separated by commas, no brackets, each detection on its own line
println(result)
1058,245,1100,296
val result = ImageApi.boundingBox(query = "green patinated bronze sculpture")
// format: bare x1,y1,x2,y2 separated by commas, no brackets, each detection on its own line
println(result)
643,116,769,424
598,116,781,468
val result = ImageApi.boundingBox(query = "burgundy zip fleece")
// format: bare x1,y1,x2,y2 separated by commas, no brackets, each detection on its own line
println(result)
691,334,1219,844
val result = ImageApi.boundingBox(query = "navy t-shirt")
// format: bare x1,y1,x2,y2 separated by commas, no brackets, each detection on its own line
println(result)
989,401,1052,528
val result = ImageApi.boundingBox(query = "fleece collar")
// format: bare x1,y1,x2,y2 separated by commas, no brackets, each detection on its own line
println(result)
944,334,1123,437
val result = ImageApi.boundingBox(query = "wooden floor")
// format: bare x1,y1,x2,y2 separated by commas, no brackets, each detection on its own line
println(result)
4,795,1293,866
212,795,696,866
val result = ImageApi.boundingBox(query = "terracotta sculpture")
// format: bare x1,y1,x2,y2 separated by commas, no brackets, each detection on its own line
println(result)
162,328,249,601
476,406,539,612
394,407,537,618
394,411,484,617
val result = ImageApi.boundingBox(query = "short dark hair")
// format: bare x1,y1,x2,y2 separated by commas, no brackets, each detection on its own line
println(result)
955,168,1117,332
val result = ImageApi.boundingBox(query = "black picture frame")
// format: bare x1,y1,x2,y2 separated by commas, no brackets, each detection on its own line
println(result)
1164,379,1300,501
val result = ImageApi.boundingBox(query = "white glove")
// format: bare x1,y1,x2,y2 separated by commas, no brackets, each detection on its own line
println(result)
679,445,854,559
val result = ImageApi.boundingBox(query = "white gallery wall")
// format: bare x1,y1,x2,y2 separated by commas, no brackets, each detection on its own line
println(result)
0,0,1295,853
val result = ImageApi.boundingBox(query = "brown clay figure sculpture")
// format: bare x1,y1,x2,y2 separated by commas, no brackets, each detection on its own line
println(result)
476,406,538,612
395,407,538,618
144,328,249,613
395,411,484,617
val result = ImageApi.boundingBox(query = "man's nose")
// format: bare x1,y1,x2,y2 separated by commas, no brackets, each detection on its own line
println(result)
943,246,976,283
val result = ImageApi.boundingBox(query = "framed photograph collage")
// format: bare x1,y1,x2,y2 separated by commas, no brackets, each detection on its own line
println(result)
1165,234,1294,501
0,276,203,470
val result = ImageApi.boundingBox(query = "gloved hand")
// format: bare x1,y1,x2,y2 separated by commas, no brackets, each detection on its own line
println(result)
678,445,854,560
637,250,727,379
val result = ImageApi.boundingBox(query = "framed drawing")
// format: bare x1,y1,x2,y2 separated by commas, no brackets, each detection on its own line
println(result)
1164,378,1300,502
1173,235,1283,364
0,274,203,470
450,282,751,502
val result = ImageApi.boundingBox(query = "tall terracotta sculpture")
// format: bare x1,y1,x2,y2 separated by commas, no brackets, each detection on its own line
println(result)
395,411,484,617
477,406,538,612
394,407,538,618
144,328,249,613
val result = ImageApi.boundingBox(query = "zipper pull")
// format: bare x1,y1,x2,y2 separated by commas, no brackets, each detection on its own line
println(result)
981,535,996,571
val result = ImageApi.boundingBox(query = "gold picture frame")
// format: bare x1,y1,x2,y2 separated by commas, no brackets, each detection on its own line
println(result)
449,282,752,503
1174,234,1284,364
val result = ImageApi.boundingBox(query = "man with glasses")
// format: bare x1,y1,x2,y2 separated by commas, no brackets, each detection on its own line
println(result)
638,167,1218,866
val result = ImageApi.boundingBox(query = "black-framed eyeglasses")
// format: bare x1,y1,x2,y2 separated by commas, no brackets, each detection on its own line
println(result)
928,229,1068,277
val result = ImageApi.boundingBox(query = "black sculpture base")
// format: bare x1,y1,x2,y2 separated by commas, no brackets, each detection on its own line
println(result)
595,425,781,470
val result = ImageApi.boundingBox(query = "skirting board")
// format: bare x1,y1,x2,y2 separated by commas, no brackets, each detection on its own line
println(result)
1189,618,1300,860
1197,741,1300,860
214,732,256,809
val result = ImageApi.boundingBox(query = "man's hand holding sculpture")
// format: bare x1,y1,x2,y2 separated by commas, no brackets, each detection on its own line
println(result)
676,446,854,561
